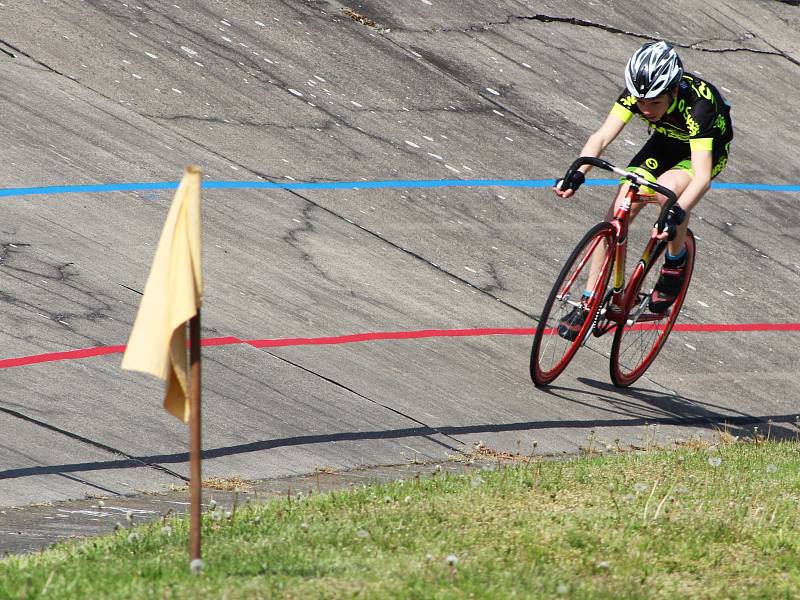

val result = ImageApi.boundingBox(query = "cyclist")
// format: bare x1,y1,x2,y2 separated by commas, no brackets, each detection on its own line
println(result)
553,40,732,340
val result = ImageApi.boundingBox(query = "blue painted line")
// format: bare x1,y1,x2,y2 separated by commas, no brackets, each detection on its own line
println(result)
710,182,800,192
0,178,798,199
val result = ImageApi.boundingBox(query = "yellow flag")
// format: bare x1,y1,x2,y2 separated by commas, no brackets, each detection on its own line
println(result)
122,166,203,422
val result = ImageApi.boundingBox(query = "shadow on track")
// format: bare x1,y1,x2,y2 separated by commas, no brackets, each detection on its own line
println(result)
539,377,800,441
2,404,797,481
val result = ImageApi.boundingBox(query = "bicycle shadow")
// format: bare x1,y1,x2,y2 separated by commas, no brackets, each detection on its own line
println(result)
539,377,798,442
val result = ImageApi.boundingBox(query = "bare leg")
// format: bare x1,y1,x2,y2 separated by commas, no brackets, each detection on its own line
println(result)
585,168,695,298
584,183,647,295
652,169,693,255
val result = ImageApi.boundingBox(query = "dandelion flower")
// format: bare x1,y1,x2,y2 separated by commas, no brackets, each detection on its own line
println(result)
207,499,218,511
446,554,458,566
634,482,648,493
161,526,173,536
190,558,204,575
557,583,569,595
708,456,722,467
127,532,140,543
766,464,777,474
356,529,369,539
596,560,610,570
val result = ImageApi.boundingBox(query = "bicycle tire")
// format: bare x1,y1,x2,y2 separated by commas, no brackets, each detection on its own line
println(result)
609,229,696,387
530,222,616,386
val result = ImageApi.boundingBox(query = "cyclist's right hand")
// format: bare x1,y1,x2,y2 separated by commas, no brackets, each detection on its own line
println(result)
553,181,574,198
553,170,585,198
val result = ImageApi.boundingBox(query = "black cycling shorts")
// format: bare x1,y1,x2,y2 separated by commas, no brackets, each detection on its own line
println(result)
626,133,732,185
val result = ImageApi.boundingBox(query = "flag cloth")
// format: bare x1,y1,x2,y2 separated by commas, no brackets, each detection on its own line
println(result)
122,166,203,422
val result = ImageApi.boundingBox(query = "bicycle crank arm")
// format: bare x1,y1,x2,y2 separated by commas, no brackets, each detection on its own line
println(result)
626,295,650,326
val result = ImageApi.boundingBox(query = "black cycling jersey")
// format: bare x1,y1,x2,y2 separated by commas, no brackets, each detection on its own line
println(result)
611,72,733,180
613,72,732,148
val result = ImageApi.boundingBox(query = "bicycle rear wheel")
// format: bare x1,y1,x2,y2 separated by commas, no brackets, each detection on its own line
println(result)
530,222,615,386
609,230,695,387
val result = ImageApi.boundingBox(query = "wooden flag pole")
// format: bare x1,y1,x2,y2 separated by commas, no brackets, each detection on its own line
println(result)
189,310,202,563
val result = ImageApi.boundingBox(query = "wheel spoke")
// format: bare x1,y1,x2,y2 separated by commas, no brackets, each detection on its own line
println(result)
609,232,695,387
531,223,615,386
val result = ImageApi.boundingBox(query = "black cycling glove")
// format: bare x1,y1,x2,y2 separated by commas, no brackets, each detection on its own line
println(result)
657,204,686,241
556,170,585,194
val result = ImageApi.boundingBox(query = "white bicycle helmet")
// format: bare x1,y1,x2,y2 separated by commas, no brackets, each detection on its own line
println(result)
625,41,683,99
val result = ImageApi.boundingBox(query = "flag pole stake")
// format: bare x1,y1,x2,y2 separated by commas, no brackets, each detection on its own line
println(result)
189,310,202,562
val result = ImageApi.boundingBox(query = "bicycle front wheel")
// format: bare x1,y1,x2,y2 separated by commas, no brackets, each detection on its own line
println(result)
609,230,696,387
530,222,615,386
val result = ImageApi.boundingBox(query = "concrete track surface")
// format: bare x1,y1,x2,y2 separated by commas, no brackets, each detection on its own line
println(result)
0,0,798,545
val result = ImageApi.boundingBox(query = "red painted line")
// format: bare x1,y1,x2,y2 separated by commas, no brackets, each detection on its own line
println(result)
202,336,245,347
0,337,243,369
673,322,800,333
0,324,797,370
0,345,128,369
246,327,534,348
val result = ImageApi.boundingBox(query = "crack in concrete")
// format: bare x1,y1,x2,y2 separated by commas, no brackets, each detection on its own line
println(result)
117,0,439,163
0,442,124,498
0,244,130,354
481,262,507,295
117,283,143,296
104,101,542,322
281,203,333,284
478,30,621,90
379,35,569,145
757,38,800,68
700,219,800,280
141,113,337,133
0,405,186,483
0,37,75,79
4,1,383,164
408,13,797,67
276,180,539,321
4,15,493,321
0,39,16,58
277,204,434,320
262,349,466,454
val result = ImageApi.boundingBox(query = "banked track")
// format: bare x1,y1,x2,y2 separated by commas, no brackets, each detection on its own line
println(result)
0,0,798,512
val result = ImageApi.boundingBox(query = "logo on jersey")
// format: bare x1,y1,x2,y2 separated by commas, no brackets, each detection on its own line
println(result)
715,114,727,135
685,110,700,137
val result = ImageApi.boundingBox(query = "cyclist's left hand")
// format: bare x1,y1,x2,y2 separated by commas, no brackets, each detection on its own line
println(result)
653,204,686,241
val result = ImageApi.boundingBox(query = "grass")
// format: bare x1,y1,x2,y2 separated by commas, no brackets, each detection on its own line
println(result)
2,440,800,599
